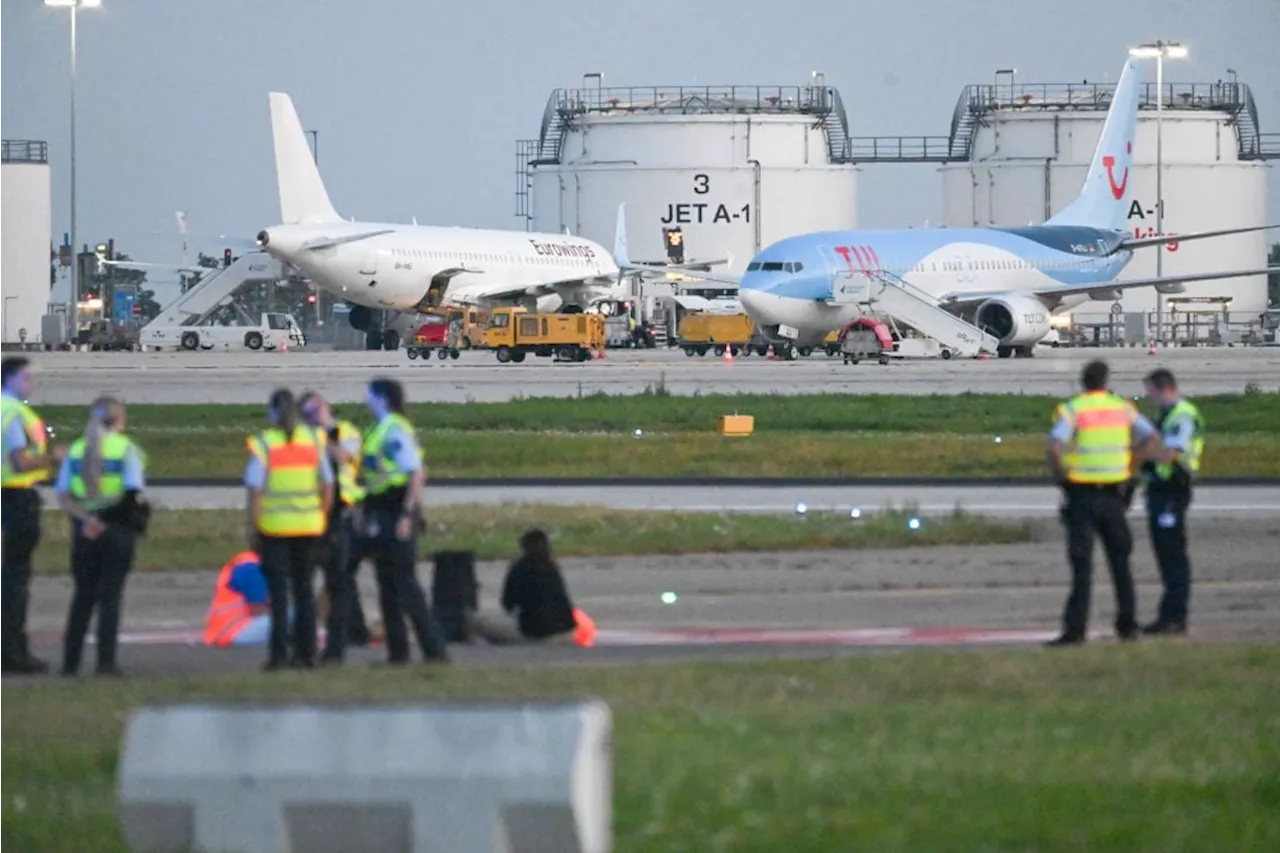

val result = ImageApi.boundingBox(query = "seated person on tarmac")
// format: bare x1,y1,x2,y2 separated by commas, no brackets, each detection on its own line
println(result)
205,551,383,647
468,530,584,645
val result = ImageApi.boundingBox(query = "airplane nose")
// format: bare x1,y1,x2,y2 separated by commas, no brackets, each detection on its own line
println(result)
739,285,776,323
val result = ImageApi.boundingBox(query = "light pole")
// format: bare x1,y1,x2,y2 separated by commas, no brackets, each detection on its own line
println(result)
1129,40,1188,343
45,0,101,328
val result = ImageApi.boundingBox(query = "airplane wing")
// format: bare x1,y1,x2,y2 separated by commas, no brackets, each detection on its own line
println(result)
102,259,208,274
938,266,1280,308
1118,223,1279,252
627,265,744,285
299,229,395,251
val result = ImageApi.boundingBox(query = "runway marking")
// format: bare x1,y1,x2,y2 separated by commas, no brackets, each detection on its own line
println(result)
96,626,1081,649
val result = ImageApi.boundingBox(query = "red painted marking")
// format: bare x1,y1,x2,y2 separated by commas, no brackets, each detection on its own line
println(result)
851,245,873,278
1103,141,1132,199
74,626,1076,650
865,245,884,273
833,245,857,276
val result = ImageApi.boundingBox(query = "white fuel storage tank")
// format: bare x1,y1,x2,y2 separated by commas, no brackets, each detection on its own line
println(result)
517,75,859,272
940,79,1274,321
2,140,53,344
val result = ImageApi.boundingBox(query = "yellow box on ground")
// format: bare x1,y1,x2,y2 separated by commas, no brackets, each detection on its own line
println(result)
718,415,754,436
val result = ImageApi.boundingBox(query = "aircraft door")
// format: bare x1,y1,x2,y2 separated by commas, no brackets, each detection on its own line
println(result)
821,245,861,302
359,250,378,276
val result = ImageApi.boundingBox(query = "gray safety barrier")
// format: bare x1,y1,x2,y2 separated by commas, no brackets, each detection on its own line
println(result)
117,700,612,853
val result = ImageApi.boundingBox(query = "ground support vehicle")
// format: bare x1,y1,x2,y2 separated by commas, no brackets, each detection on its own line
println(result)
482,307,605,364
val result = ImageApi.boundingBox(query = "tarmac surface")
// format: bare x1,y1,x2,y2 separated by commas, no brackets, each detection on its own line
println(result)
24,345,1280,405
12,515,1279,680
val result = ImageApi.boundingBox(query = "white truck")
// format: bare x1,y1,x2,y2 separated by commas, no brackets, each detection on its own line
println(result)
143,312,305,352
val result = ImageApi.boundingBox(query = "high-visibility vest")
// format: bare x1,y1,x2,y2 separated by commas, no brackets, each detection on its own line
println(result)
321,420,366,505
67,432,142,511
204,551,259,646
360,413,417,495
1059,391,1135,485
1,395,49,488
248,426,325,537
1152,398,1205,482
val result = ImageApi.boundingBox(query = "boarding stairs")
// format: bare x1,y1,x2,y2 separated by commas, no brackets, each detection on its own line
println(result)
829,270,999,358
140,252,291,333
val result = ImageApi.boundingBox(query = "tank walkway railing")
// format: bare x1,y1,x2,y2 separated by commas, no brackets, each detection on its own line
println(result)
947,80,1279,162
533,85,846,164
844,136,954,163
2,139,48,164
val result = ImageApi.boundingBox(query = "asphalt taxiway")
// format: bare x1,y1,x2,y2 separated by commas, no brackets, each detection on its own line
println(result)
12,515,1278,680
24,345,1280,405
118,483,1280,515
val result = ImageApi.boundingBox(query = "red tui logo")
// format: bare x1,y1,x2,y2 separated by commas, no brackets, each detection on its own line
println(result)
1103,141,1133,200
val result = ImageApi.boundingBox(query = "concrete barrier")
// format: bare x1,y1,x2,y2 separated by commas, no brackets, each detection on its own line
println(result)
117,700,612,853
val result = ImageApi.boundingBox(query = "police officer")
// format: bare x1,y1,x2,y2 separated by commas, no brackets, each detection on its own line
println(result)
2,357,65,675
54,397,147,677
359,377,449,665
299,390,371,664
1046,359,1161,646
1140,368,1204,636
244,388,334,671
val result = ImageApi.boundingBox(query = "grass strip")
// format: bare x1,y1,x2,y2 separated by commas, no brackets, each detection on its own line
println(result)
31,505,1034,574
38,390,1280,436
4,645,1278,852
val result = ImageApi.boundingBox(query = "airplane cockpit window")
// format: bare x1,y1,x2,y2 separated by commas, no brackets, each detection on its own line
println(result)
761,262,785,271
781,262,804,273
747,262,762,271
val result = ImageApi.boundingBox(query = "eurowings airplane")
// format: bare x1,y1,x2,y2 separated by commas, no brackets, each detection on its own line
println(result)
682,58,1278,356
256,93,681,336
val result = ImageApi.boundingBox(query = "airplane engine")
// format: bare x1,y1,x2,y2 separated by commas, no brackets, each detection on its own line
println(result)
974,294,1052,350
347,304,372,331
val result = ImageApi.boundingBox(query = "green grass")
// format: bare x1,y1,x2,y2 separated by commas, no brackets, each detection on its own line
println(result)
4,646,1278,852
31,505,1033,573
38,393,1280,479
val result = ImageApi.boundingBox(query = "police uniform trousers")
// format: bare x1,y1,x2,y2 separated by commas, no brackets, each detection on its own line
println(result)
259,534,320,667
1060,483,1138,639
319,506,368,660
1147,486,1193,626
2,487,43,666
63,520,136,674
366,503,448,663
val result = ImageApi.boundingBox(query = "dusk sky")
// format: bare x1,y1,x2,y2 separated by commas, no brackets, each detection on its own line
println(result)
3,0,1276,298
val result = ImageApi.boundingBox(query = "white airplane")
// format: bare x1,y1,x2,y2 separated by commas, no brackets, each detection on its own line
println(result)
256,92,685,340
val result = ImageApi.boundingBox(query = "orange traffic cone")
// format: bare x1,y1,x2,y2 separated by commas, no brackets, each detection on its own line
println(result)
572,608,597,647
722,346,734,364
1147,340,1156,356
280,337,288,354
766,344,776,361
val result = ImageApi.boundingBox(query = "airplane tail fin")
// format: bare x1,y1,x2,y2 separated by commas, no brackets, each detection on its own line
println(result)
268,92,341,225
613,203,630,266
1046,59,1141,231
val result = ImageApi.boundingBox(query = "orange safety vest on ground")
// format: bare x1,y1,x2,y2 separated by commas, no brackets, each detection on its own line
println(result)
204,551,260,646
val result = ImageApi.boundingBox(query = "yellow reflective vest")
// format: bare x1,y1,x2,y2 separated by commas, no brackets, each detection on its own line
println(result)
67,432,142,510
249,426,326,537
360,413,417,496
1152,399,1205,483
1058,391,1136,485
319,420,366,505
1,395,49,489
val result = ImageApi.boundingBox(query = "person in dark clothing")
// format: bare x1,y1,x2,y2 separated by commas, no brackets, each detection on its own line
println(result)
470,529,578,644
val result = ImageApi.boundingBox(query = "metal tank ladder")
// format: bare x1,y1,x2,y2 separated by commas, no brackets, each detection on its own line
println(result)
829,270,1000,358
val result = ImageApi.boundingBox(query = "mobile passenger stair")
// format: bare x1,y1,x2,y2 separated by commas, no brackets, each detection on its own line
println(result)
829,270,999,358
142,252,290,331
